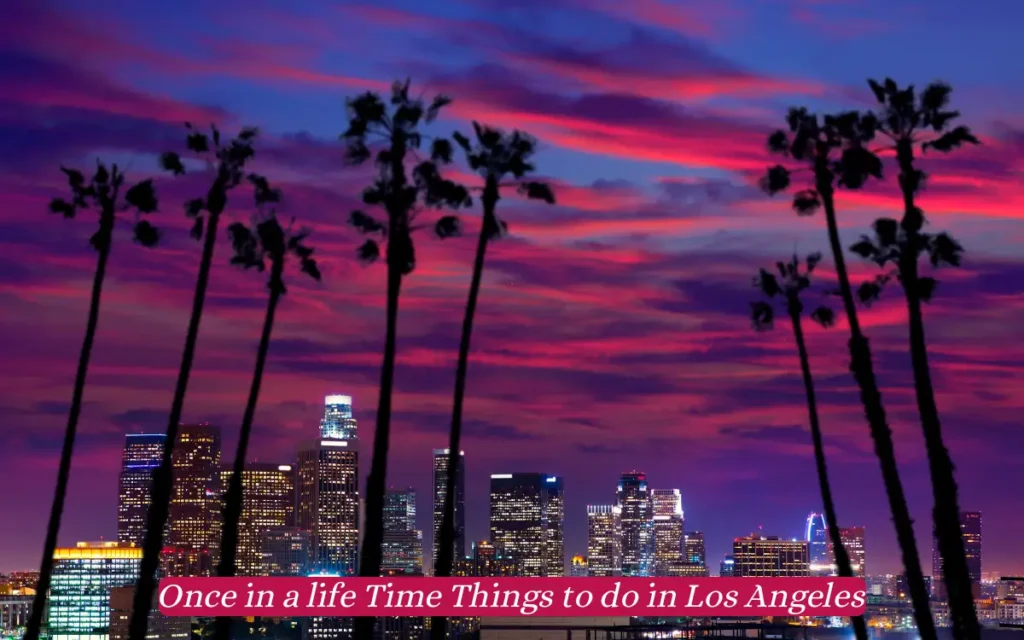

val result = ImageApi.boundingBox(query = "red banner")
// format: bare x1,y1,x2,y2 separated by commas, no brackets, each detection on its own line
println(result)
157,577,866,617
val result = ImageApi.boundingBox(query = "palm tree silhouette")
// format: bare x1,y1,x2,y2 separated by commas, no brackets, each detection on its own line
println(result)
430,123,555,640
128,125,261,640
214,177,322,640
24,164,159,640
847,78,980,640
342,80,470,637
761,109,935,639
749,253,868,640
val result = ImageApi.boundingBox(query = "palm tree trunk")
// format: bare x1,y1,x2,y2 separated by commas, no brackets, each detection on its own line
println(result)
788,303,868,640
128,203,225,640
430,187,496,640
24,229,112,640
817,172,936,640
214,268,283,640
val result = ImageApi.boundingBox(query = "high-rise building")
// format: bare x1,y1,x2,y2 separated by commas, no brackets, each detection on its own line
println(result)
732,535,810,577
220,463,295,576
46,542,141,639
117,434,165,547
297,437,359,575
453,541,518,578
651,489,684,574
933,511,982,600
262,528,311,576
167,424,222,575
319,394,358,440
617,471,653,576
828,526,866,577
489,473,564,577
806,512,831,574
109,585,190,640
432,449,466,570
684,531,706,566
720,556,736,577
586,505,622,577
382,487,423,575
570,555,589,577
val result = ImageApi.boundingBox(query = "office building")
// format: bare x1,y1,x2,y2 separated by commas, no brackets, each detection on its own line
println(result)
117,434,165,546
167,424,222,575
571,555,588,577
453,541,518,578
587,505,622,577
432,449,466,570
382,487,423,575
732,535,810,577
617,471,653,576
46,542,141,639
319,394,358,440
933,511,982,600
220,463,295,575
651,489,684,574
109,585,189,640
297,438,359,575
806,512,831,575
720,556,736,577
684,531,706,567
262,528,311,576
489,473,564,577
830,526,866,577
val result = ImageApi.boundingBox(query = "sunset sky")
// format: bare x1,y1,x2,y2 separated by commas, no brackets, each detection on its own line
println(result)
1,0,1022,575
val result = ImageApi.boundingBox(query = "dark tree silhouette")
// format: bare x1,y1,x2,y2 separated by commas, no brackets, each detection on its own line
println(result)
848,76,980,640
761,108,936,640
430,123,555,640
214,179,322,640
24,165,159,640
129,125,261,640
749,253,868,640
341,80,470,637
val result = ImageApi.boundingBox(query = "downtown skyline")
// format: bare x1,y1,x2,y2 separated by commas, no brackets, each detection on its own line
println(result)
1,0,1023,584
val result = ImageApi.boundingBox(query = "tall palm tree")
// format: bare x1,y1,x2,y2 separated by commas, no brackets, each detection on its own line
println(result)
847,78,980,640
128,125,261,640
214,178,322,640
430,124,555,640
25,164,159,640
749,253,868,640
342,80,470,638
762,109,936,639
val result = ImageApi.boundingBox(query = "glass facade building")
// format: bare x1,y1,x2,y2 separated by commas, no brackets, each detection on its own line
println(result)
382,487,423,575
297,439,359,575
117,434,165,547
806,511,831,574
651,489,684,574
261,527,311,576
319,394,358,441
167,424,222,576
617,471,653,577
489,473,564,577
220,463,295,576
586,505,622,577
732,535,810,577
46,542,142,640
431,449,465,571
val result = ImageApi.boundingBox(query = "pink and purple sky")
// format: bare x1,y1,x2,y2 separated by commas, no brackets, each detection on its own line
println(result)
1,0,1022,575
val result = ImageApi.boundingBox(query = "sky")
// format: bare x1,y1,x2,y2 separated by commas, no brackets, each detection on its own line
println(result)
1,0,1023,576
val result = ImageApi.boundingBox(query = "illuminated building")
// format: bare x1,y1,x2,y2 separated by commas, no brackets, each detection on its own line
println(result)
805,512,831,575
828,526,866,577
167,424,222,575
45,542,141,639
297,437,359,575
570,555,589,577
108,585,189,640
732,535,810,577
489,473,564,577
933,510,982,600
262,527,311,576
651,489,684,575
1,594,32,629
220,463,295,576
720,556,736,577
617,471,652,576
117,434,165,546
382,487,423,575
586,505,622,577
319,394,358,440
684,531,706,567
431,448,465,570
453,541,518,577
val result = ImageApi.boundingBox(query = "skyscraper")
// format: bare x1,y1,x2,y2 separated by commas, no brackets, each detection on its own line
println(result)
117,433,165,546
220,463,295,576
806,512,831,574
489,473,564,577
319,394,358,440
933,511,982,600
835,526,866,577
684,531,706,567
46,542,141,639
261,528,311,576
167,424,222,575
570,555,589,577
587,505,622,577
382,487,423,575
432,449,465,570
732,535,810,577
297,438,359,575
617,471,653,576
651,489,684,574
720,555,736,577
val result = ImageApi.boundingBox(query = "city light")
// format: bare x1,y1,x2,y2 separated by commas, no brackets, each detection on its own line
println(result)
324,395,351,405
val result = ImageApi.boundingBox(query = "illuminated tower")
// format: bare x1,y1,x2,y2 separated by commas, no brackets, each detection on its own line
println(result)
220,462,295,576
684,531,706,566
319,394,358,440
617,471,653,576
382,487,423,575
489,473,564,576
806,512,831,574
46,542,142,639
831,526,866,577
933,511,982,600
167,424,222,575
586,505,622,577
432,448,466,570
297,437,359,575
651,489,684,574
117,433,165,546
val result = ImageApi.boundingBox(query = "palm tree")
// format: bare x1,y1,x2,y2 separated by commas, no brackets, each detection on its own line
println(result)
430,124,555,640
749,253,868,640
761,109,936,639
128,125,261,640
24,164,159,640
847,78,980,640
214,178,322,640
342,80,470,638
